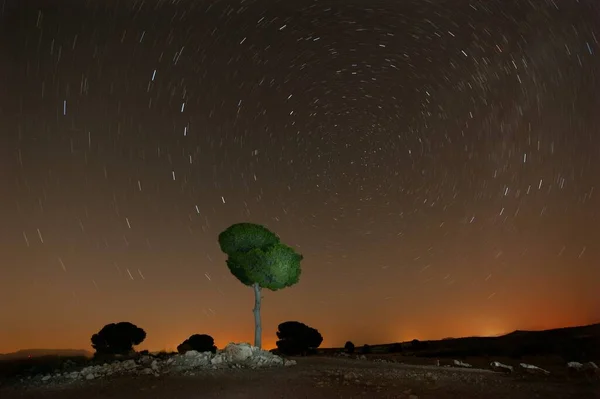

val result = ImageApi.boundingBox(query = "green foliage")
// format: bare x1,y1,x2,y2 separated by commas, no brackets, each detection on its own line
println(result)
219,223,302,290
218,223,280,254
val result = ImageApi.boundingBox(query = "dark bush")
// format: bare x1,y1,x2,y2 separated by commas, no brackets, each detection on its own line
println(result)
276,321,323,355
177,334,217,354
361,344,371,354
389,343,403,353
91,322,146,356
410,339,429,351
344,341,355,354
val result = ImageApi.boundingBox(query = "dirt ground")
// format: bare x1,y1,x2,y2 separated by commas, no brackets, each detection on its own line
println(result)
1,356,598,399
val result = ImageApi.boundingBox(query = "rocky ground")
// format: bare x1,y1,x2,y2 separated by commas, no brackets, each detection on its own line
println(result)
0,345,598,398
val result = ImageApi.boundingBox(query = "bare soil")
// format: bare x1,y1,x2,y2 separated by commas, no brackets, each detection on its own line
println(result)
1,356,598,399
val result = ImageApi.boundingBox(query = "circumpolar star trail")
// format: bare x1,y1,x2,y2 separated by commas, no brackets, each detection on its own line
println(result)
1,0,598,352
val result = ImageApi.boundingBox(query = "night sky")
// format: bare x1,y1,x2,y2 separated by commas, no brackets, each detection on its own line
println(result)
1,0,599,354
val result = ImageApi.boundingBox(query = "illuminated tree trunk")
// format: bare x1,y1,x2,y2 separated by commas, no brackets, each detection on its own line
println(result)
252,282,262,348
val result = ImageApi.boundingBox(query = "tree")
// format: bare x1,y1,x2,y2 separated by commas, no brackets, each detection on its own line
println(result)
91,322,146,356
218,223,303,348
344,341,355,354
177,334,217,354
275,321,323,355
361,344,372,354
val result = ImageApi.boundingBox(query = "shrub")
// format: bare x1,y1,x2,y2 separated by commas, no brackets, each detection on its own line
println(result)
361,344,371,354
276,321,323,355
91,322,146,356
389,343,403,353
177,334,217,354
344,341,355,354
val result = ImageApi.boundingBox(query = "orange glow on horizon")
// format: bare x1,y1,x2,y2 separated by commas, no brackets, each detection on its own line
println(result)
2,315,598,355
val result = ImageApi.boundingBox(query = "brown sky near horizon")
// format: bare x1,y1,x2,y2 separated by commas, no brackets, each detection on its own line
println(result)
1,0,599,354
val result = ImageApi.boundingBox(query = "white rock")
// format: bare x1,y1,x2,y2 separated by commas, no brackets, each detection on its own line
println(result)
490,361,513,372
567,362,583,369
122,359,137,369
211,354,224,365
223,342,254,362
24,342,295,388
584,362,598,369
520,363,550,375
453,359,472,368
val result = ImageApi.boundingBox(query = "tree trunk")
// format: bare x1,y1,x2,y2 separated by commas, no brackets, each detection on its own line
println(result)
252,282,262,348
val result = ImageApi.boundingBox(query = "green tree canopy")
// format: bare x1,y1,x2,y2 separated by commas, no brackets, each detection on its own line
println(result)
226,242,302,290
218,223,280,255
218,223,302,290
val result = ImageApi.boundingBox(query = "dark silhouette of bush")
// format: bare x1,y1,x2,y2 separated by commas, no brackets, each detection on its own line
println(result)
276,321,323,355
177,334,217,354
91,322,146,356
344,341,355,354
361,344,371,354
410,339,430,351
389,343,403,353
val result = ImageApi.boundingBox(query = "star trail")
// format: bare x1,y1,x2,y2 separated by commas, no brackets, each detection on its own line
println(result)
1,0,599,353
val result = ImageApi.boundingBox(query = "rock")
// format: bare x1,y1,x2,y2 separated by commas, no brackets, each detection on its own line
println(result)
17,342,295,389
122,359,138,369
568,361,599,377
223,342,253,362
519,363,550,375
490,361,513,373
211,354,225,365
580,361,598,371
567,361,583,369
453,359,472,368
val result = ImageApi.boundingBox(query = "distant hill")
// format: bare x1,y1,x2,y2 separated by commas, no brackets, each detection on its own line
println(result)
0,349,92,361
322,323,600,360
502,323,600,339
